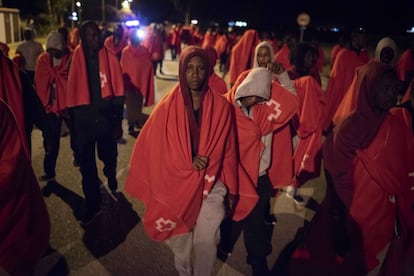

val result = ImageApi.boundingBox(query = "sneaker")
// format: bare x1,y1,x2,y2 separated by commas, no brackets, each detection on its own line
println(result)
41,181,56,197
264,213,277,225
128,130,139,138
286,192,305,205
108,177,118,192
217,247,232,262
39,175,55,182
117,137,127,144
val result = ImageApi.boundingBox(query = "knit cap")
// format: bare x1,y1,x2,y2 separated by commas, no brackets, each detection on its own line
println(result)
46,31,65,51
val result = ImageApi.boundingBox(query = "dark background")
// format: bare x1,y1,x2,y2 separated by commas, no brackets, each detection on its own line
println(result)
3,0,414,36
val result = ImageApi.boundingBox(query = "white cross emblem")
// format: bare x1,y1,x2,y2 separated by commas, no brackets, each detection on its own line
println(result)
100,72,108,89
204,174,215,184
300,154,310,170
155,217,177,232
266,99,282,121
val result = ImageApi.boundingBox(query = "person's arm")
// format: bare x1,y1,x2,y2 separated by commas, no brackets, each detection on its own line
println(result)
267,61,297,94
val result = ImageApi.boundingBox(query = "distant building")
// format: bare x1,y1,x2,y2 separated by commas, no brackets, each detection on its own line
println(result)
0,7,21,43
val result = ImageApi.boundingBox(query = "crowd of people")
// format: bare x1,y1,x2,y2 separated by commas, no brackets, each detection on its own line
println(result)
1,18,414,276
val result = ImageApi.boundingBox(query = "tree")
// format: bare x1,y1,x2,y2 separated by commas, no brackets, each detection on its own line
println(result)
169,0,192,24
46,0,71,26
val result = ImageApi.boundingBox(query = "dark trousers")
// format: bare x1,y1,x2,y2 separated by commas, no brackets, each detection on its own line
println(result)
169,46,176,60
42,113,79,177
153,59,163,74
77,130,117,211
42,113,62,177
243,174,274,258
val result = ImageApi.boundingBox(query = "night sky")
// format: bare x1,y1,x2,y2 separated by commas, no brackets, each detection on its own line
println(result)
2,0,413,34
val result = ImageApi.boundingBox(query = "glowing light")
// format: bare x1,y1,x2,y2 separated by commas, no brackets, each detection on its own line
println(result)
137,29,145,39
191,19,198,25
228,21,247,27
407,27,414,33
125,19,140,27
75,1,81,7
122,0,130,9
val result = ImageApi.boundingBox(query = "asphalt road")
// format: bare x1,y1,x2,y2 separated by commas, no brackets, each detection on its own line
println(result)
25,52,328,276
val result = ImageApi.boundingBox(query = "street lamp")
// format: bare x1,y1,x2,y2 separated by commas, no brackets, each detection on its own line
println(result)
102,0,105,22
75,1,82,23
71,0,75,28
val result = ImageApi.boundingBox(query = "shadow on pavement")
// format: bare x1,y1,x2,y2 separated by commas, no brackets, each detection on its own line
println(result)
41,181,141,258
34,247,70,276
270,197,322,275
82,191,140,257
155,73,179,81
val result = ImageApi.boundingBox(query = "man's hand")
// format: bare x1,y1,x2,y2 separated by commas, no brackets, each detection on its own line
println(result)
267,61,285,75
192,155,209,170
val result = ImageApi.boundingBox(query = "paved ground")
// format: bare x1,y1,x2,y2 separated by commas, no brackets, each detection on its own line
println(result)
16,41,331,275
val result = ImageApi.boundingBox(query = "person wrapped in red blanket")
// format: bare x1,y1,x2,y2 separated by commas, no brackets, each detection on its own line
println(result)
0,99,50,275
291,62,414,275
126,46,258,276
225,67,299,275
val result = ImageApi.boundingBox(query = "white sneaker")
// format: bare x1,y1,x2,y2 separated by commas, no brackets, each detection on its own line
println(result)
286,187,305,205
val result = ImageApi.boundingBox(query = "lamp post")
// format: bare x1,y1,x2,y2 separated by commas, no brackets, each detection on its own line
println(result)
71,0,75,28
76,1,82,23
102,0,106,22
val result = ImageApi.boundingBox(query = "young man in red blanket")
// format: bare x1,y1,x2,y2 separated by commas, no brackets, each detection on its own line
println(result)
67,20,125,224
226,66,299,275
126,46,258,276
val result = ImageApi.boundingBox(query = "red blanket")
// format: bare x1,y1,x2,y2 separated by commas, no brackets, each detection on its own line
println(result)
292,76,326,181
396,49,413,81
67,44,124,107
322,48,367,131
34,52,70,114
125,85,257,240
274,44,291,70
0,55,29,159
121,44,155,106
209,73,228,94
0,99,50,275
226,69,299,189
104,35,128,56
228,30,259,86
352,114,414,271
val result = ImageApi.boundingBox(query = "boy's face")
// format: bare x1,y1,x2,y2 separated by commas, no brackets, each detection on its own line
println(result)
239,96,266,108
256,46,271,68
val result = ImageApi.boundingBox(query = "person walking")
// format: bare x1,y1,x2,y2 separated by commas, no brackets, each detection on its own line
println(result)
291,62,414,275
0,99,50,276
66,20,125,224
321,28,368,134
333,36,398,126
104,23,128,60
285,42,326,204
225,66,299,275
35,31,79,181
125,46,256,276
120,28,155,137
15,28,44,84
